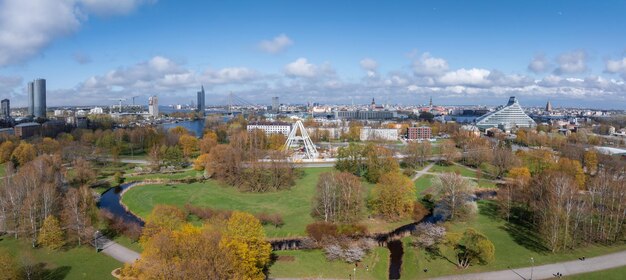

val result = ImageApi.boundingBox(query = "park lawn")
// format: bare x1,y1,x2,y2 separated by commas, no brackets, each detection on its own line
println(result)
122,168,331,238
0,238,121,280
412,200,626,277
430,164,477,178
269,247,389,280
124,168,202,182
476,180,498,189
565,265,626,279
414,174,434,196
400,237,420,279
0,163,5,177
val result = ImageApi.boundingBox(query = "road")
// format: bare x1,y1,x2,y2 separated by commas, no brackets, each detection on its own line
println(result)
99,237,141,264
429,250,626,280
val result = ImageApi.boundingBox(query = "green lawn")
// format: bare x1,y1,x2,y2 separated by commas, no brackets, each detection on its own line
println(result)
0,163,6,177
124,169,202,182
430,164,477,178
112,235,142,253
566,265,626,279
414,174,434,195
123,168,329,238
400,237,420,279
269,248,389,279
0,238,121,280
411,200,626,277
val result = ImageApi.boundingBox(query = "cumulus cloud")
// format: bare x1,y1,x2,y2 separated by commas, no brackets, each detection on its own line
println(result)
284,57,334,79
528,54,551,73
605,57,626,79
258,34,293,54
0,0,153,67
438,68,491,86
412,52,449,76
360,58,378,77
0,75,22,99
554,50,588,75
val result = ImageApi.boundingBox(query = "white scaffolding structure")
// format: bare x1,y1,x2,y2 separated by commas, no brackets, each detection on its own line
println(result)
283,120,318,159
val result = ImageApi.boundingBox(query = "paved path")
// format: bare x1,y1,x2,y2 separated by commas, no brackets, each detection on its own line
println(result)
412,162,436,181
430,250,626,280
99,237,141,264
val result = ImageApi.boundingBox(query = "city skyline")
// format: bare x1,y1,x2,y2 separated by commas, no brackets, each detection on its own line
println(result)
1,0,626,109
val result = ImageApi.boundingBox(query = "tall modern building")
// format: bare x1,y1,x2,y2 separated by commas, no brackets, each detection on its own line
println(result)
148,96,159,118
197,86,205,116
475,96,536,130
1,99,9,119
33,79,46,118
27,81,34,116
272,96,279,112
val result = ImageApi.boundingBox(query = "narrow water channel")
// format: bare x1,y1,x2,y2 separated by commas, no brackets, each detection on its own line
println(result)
387,240,403,280
97,183,144,226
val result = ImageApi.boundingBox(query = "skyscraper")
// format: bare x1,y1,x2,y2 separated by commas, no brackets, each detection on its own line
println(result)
148,96,159,118
1,99,9,119
33,79,46,118
27,81,34,116
272,96,279,112
197,86,205,116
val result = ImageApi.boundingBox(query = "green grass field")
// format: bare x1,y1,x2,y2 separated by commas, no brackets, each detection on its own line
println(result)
565,265,626,279
123,168,328,237
430,164,477,178
410,200,626,277
123,168,202,182
0,238,121,280
414,174,434,196
269,248,389,279
0,163,6,177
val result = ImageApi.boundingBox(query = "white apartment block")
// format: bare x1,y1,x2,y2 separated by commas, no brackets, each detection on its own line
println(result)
360,126,399,141
247,122,292,136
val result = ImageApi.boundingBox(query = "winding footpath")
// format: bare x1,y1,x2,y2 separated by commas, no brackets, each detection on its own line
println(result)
99,236,140,264
430,250,626,280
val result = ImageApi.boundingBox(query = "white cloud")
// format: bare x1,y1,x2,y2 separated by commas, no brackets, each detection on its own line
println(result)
0,0,153,67
554,50,588,75
605,57,626,79
284,58,319,78
438,68,491,86
412,52,449,76
258,34,293,54
360,58,378,71
528,54,551,73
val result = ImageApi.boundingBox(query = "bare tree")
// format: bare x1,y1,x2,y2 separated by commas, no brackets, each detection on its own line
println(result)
312,172,363,223
431,172,476,220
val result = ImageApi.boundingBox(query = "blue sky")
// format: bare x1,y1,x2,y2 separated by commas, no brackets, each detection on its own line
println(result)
0,0,626,109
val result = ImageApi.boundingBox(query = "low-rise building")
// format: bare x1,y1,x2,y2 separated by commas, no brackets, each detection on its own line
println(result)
360,126,398,141
14,122,41,139
407,126,431,140
247,122,292,136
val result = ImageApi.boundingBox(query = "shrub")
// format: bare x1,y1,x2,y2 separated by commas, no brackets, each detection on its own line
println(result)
256,212,285,228
306,221,338,242
337,223,368,237
412,201,430,221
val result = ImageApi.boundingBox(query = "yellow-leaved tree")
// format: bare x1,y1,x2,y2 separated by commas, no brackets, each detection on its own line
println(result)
220,211,271,280
178,134,199,158
38,215,65,250
10,141,36,166
369,172,416,220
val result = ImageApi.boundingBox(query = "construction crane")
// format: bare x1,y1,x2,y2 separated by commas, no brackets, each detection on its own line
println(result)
109,98,127,113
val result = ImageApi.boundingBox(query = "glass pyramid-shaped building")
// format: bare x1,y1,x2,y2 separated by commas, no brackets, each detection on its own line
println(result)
475,96,536,130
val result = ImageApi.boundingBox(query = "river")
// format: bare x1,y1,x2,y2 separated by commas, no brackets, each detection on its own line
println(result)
97,183,144,226
160,120,205,137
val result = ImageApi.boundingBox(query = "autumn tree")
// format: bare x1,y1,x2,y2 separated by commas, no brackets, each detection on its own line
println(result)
369,172,415,220
38,137,61,155
147,144,162,171
71,158,96,186
10,141,36,167
431,172,477,220
179,134,199,158
583,150,598,175
0,250,21,280
364,145,399,183
554,157,585,189
193,153,210,171
37,215,65,250
140,205,187,244
62,185,97,246
0,140,15,163
268,133,287,150
220,211,272,280
439,139,460,164
335,143,365,176
447,228,495,268
499,167,531,221
491,145,519,178
199,131,218,153
312,172,364,223
405,141,432,168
